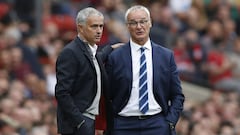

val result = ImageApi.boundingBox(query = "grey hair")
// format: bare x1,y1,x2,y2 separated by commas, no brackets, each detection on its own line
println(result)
124,5,151,21
76,7,104,25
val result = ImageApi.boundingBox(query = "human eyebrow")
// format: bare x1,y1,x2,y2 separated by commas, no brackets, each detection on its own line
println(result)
90,24,104,28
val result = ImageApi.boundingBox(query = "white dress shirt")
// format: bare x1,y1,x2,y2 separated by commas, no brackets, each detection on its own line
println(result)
83,44,101,119
119,39,162,116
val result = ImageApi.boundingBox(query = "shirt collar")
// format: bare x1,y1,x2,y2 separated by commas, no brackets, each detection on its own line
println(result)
88,44,98,56
130,38,151,52
77,36,98,56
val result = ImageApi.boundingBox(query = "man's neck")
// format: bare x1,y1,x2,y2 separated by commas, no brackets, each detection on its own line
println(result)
78,34,95,46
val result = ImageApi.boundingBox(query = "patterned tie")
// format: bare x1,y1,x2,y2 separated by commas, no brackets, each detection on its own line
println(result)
139,47,149,114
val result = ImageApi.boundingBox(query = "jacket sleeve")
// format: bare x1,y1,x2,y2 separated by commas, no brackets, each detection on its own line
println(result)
97,45,113,62
165,52,185,125
55,49,85,128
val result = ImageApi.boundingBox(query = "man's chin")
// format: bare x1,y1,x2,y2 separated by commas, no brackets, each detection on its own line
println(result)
95,40,101,44
96,40,101,42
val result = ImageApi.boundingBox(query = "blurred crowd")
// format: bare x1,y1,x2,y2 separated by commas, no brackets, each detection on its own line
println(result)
0,0,240,135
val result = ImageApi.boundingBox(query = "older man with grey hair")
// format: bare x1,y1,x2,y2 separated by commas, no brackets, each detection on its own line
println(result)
106,5,184,135
55,7,117,135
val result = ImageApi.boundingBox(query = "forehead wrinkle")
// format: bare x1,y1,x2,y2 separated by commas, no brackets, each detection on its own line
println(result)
128,18,148,22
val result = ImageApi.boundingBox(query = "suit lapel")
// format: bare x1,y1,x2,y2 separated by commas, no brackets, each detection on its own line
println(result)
152,42,160,93
75,37,95,69
122,43,133,85
95,54,104,71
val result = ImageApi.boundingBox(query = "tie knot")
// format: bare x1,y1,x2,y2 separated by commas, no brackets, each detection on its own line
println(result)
140,47,146,53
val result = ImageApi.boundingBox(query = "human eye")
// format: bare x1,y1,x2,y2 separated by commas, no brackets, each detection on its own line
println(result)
128,21,137,26
91,24,103,29
139,20,148,25
91,25,98,29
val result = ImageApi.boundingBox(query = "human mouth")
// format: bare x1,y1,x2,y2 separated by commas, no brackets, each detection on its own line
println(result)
95,35,101,38
136,31,144,35
96,37,101,40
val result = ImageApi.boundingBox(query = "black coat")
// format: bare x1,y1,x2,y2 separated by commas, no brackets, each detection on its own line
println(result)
55,37,112,134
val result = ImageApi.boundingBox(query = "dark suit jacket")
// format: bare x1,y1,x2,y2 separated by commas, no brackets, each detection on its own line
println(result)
55,37,112,134
106,41,184,128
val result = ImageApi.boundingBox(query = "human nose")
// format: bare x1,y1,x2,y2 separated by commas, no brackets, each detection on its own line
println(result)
135,22,145,28
136,22,142,28
96,27,103,33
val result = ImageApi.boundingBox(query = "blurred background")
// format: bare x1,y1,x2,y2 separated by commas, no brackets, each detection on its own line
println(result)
0,0,240,135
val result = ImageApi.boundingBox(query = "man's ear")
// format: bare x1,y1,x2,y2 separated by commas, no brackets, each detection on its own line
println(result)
77,24,84,33
149,19,152,28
